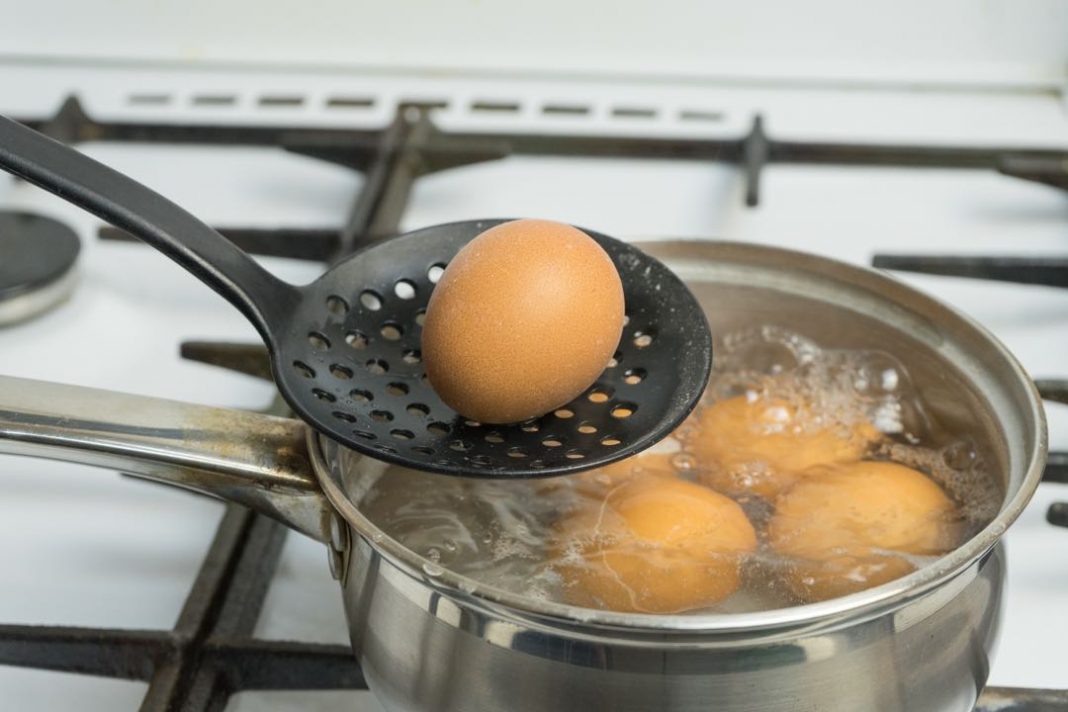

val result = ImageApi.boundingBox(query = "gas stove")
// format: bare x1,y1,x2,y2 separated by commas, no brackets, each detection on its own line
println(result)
0,50,1066,711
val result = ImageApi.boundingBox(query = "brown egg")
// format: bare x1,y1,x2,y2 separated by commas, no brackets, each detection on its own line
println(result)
422,219,625,424
767,461,957,602
692,395,880,499
555,477,757,613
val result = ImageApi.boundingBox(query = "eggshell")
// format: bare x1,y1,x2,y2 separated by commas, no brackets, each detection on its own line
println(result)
693,395,880,499
767,460,957,602
422,219,625,424
555,477,757,613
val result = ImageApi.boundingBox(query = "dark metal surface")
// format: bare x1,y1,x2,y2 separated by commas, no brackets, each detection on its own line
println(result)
0,339,366,711
1042,452,1068,485
998,156,1068,192
17,97,1068,216
1035,379,1068,406
1048,502,1068,528
179,341,274,382
0,211,80,301
742,115,769,207
0,211,81,326
313,104,506,256
0,508,367,710
872,254,1068,288
976,687,1068,711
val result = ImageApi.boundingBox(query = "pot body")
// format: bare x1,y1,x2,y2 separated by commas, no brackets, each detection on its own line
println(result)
342,533,1003,712
318,241,1042,712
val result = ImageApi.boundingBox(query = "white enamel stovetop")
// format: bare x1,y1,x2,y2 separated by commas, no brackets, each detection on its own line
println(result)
0,57,1066,710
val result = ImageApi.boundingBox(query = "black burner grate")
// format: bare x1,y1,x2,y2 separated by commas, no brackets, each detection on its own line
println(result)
1,97,1066,710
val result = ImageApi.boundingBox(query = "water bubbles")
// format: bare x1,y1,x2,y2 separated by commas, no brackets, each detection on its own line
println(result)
942,440,977,470
355,325,998,617
871,400,903,434
671,453,696,472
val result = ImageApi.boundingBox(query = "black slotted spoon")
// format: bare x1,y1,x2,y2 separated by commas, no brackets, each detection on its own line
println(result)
0,116,712,478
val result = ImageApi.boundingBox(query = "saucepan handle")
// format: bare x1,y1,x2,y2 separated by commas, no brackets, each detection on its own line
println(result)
0,375,330,542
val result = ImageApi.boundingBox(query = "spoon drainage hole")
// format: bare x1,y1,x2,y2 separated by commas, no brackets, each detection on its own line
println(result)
587,388,612,403
330,364,353,380
633,331,654,348
346,331,369,349
360,290,383,311
326,295,349,315
407,403,430,416
312,389,336,403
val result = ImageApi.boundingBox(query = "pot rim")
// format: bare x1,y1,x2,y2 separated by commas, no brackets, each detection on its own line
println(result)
315,240,1048,635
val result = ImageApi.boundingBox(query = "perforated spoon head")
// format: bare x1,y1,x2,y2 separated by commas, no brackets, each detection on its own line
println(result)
0,117,711,478
276,220,711,477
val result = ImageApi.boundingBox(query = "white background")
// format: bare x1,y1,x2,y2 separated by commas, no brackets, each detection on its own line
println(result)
1,0,1066,88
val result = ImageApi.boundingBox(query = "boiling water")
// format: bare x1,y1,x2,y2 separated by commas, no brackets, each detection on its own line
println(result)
357,326,1002,613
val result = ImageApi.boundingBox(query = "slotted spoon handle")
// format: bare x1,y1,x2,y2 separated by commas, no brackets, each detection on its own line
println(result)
0,115,298,341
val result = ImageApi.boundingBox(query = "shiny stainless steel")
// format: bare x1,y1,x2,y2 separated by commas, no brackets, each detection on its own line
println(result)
0,241,1048,712
0,267,78,327
0,375,329,542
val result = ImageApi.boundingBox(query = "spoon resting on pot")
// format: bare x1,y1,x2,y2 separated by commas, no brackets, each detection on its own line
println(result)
0,115,712,478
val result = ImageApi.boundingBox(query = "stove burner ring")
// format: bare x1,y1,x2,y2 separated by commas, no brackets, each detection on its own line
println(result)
0,211,80,326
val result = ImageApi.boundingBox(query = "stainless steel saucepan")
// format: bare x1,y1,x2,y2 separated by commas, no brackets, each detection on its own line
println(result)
0,241,1047,712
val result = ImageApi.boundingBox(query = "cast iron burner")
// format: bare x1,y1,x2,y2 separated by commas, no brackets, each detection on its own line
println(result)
0,211,79,326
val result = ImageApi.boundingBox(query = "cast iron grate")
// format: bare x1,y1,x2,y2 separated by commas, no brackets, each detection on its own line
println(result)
0,98,1065,711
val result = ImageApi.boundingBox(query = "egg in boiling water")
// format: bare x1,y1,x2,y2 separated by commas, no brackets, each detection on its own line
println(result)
555,476,757,613
693,395,881,499
767,460,957,602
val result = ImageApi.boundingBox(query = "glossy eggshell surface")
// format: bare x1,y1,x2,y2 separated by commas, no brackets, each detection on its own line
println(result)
421,220,625,425
694,395,881,499
768,461,957,602
556,477,757,613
